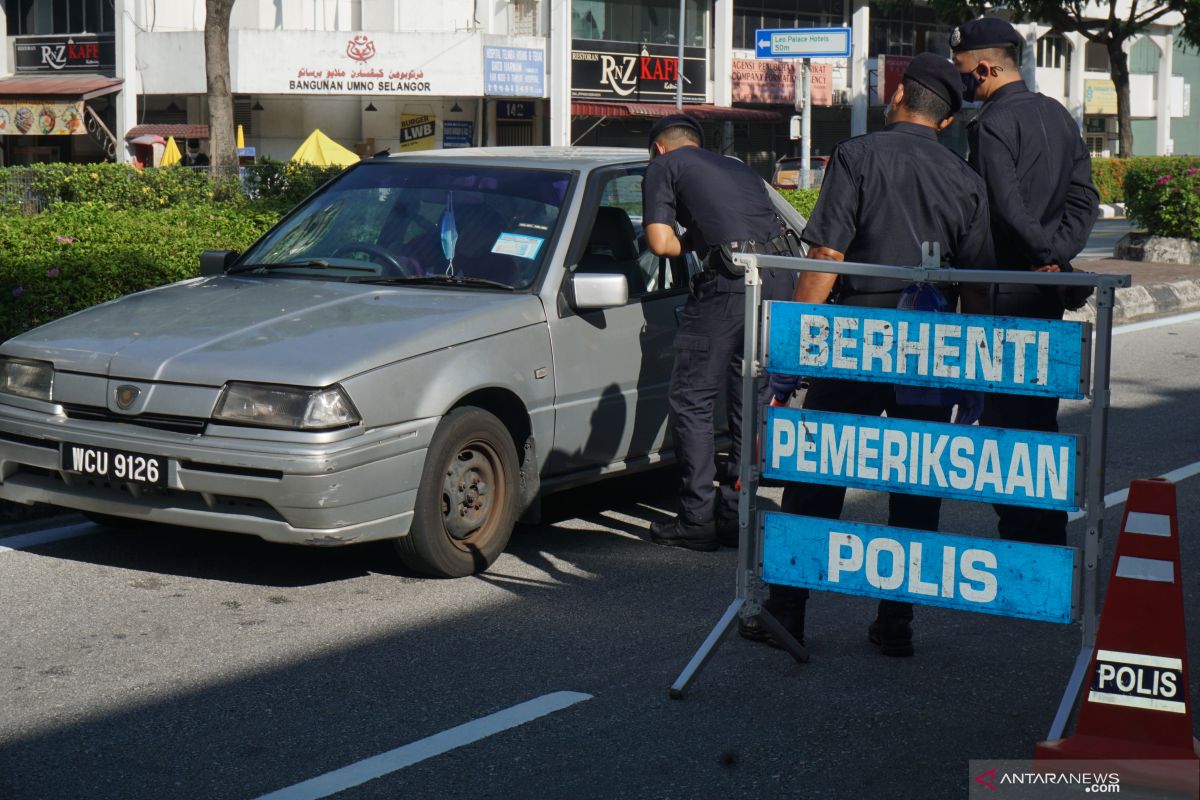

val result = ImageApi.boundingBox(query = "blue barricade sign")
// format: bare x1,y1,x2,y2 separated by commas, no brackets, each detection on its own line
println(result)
764,302,1091,399
762,512,1078,623
763,406,1083,510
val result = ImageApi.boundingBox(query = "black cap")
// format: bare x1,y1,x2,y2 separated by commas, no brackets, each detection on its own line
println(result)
949,17,1024,54
903,52,964,115
647,114,705,150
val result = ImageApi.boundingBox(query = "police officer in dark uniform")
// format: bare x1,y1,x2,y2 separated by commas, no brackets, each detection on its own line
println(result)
951,18,1100,547
739,53,995,657
642,114,797,552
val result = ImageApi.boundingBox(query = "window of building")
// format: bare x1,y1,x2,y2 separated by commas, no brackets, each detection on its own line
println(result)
1128,36,1160,75
1037,33,1067,69
511,0,539,37
572,0,707,47
732,1,841,51
1085,41,1110,72
5,0,115,35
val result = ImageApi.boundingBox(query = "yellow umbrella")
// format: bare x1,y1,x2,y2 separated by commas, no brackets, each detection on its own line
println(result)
236,124,245,150
160,136,182,167
290,129,359,167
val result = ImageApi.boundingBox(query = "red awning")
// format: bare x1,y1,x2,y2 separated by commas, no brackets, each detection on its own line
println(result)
0,75,123,100
124,124,210,141
571,101,782,122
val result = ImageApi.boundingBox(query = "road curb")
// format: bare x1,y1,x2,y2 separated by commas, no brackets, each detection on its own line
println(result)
1066,277,1200,325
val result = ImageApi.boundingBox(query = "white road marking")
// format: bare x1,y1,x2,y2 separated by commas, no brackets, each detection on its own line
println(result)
252,691,593,800
1068,459,1200,522
1113,310,1200,336
0,523,98,553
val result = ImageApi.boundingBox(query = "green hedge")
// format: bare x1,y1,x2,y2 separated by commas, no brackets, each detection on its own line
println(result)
0,203,279,341
1124,157,1200,241
776,188,820,221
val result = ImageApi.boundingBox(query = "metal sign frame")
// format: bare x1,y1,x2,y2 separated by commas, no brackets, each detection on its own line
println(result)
669,254,1130,744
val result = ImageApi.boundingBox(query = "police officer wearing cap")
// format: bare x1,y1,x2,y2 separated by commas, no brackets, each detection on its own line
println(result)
739,53,995,657
951,17,1100,547
641,114,797,552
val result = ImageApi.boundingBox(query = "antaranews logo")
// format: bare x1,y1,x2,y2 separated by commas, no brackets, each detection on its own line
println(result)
971,761,1124,797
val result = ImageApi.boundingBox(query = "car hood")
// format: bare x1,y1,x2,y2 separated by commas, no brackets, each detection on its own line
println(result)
2,276,547,387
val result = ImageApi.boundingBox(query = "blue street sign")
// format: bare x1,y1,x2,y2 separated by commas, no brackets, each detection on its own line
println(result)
762,406,1083,511
755,27,852,59
765,301,1091,399
761,512,1078,623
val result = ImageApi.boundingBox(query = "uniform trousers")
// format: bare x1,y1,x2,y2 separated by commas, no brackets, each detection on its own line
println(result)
668,270,794,525
776,377,954,620
980,286,1068,546
668,285,745,525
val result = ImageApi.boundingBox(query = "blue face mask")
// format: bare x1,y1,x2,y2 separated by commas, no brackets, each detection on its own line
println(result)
960,69,981,102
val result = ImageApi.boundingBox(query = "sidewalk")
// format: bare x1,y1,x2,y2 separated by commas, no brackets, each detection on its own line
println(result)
1068,256,1200,325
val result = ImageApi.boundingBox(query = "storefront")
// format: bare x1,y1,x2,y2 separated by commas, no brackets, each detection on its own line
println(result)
0,32,121,164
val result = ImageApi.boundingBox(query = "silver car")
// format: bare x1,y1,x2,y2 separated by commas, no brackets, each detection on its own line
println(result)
0,147,805,577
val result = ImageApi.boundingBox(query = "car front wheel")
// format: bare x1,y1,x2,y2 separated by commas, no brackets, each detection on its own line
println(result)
396,406,519,577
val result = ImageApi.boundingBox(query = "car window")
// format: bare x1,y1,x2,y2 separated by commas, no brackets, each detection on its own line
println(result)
573,170,689,300
239,163,572,289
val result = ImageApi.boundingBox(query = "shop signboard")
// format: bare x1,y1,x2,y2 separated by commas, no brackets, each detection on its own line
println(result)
0,101,86,135
1085,80,1118,115
484,46,546,97
442,120,474,148
400,111,436,151
732,59,795,105
14,35,115,73
571,39,706,103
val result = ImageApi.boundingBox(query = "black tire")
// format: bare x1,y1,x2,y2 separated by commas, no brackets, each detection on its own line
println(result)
396,406,519,577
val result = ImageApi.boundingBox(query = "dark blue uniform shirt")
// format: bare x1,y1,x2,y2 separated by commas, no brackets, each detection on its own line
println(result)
643,146,782,293
802,121,994,304
967,82,1099,270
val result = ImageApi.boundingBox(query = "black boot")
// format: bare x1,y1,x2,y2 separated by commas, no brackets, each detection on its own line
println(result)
868,600,914,657
649,516,718,552
739,587,808,648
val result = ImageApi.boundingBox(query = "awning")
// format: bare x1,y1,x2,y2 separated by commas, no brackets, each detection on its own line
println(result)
0,75,122,100
125,124,209,141
571,101,782,123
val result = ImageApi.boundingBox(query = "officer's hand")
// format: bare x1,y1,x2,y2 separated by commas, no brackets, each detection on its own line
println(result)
953,392,985,426
1034,264,1060,272
769,373,799,405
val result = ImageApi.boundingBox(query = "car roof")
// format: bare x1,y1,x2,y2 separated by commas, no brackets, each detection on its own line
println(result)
379,146,648,171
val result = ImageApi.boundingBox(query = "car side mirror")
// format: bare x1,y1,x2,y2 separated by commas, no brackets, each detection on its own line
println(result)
567,272,629,310
200,250,239,276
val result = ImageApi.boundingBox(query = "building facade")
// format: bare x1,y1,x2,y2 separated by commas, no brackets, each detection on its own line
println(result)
0,0,1193,168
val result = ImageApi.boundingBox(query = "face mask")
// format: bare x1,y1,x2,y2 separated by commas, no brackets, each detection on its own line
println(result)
960,69,981,102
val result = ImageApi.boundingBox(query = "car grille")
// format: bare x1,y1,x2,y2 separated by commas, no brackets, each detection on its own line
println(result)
61,404,207,435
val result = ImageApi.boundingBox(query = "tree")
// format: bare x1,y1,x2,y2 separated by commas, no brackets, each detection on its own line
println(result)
204,0,237,172
925,0,1197,157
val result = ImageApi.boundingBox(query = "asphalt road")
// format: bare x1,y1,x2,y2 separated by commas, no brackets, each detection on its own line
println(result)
1077,218,1132,261
2,312,1198,800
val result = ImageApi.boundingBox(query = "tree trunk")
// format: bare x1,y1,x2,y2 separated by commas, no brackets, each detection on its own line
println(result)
1107,38,1133,158
205,0,237,173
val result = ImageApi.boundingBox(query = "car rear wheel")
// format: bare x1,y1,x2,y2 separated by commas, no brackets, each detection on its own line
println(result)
396,406,519,577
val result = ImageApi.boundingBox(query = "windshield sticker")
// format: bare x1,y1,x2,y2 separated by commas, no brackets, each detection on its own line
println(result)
492,232,544,260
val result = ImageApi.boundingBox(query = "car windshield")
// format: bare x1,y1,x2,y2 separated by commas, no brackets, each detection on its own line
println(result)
238,162,573,290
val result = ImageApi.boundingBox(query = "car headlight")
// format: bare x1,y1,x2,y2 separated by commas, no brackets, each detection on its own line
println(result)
213,382,360,430
0,357,54,401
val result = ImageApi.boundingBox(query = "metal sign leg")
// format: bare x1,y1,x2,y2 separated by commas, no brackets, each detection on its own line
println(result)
1047,647,1092,740
669,599,744,700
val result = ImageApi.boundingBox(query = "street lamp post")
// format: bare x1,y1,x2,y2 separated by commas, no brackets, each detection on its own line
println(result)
675,0,685,109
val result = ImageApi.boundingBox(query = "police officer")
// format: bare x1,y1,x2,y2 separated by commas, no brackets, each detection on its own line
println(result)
951,18,1100,547
642,114,796,552
740,53,995,657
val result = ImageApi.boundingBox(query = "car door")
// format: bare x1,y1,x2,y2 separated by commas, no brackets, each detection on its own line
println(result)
545,166,698,475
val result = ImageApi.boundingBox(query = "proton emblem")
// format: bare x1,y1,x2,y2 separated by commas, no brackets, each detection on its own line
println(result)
115,384,141,410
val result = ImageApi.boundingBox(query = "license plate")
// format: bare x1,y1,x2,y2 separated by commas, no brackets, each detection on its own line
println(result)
61,443,167,488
